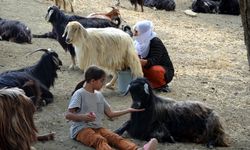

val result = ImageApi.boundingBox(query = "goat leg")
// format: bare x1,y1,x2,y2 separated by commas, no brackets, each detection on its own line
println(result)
37,132,55,141
70,1,74,12
116,0,120,6
141,0,144,12
134,3,138,11
69,54,77,70
149,122,175,143
105,72,118,89
114,120,131,135
40,85,53,105
32,31,57,39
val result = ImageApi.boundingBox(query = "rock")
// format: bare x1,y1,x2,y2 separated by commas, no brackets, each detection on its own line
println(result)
184,9,197,17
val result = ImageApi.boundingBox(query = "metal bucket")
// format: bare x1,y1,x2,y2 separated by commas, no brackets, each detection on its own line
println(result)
117,70,133,93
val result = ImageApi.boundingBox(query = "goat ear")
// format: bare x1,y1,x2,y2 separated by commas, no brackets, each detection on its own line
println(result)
121,84,130,96
79,26,88,39
144,83,149,95
52,56,60,67
62,26,68,38
45,9,54,22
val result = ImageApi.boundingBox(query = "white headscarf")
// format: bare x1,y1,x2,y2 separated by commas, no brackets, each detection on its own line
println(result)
133,20,156,58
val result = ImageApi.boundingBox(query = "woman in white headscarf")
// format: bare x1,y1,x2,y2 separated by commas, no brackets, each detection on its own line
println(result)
133,20,174,92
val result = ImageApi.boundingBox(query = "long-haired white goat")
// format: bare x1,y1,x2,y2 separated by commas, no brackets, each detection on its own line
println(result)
63,21,143,88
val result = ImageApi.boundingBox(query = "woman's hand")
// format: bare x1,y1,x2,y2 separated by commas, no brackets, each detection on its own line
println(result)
140,59,147,67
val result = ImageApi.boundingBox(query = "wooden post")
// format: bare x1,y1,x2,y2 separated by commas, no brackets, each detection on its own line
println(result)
239,0,250,70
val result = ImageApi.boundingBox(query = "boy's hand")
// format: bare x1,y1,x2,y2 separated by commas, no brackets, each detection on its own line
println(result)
83,112,96,122
128,108,145,113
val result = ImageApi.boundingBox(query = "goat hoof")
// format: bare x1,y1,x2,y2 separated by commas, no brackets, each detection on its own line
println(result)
115,2,120,6
41,100,47,106
68,65,77,70
207,141,215,149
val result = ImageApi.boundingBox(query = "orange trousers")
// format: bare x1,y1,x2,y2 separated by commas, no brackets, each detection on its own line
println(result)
143,65,167,89
76,127,138,150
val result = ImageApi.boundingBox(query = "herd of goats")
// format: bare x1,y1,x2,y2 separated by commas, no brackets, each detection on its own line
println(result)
0,0,240,149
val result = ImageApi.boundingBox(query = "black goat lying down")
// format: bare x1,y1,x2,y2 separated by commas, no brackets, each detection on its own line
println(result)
33,6,121,69
0,18,32,43
144,0,176,11
0,72,43,108
191,0,219,14
191,0,240,15
219,0,240,15
0,48,62,107
115,77,229,148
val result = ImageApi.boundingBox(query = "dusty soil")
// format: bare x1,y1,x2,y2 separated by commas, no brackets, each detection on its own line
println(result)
0,0,249,149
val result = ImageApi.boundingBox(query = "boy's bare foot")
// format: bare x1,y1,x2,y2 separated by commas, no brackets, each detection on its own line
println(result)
138,138,158,150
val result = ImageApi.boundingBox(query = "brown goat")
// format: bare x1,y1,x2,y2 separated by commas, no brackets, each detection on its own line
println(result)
87,7,120,21
0,88,55,150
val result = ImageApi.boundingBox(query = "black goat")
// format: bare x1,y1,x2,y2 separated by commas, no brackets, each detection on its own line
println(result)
33,6,120,69
0,48,62,107
122,25,133,37
116,0,144,12
191,0,219,13
0,73,42,108
115,77,230,148
0,18,32,43
219,0,240,15
144,0,175,11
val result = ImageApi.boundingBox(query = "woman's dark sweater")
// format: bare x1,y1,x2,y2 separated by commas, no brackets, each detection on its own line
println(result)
144,37,174,82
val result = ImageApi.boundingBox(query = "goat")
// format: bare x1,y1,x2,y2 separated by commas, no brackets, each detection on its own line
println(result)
122,25,133,37
116,0,144,12
87,6,121,23
0,18,32,43
0,88,55,150
48,0,74,12
33,6,121,69
0,73,43,108
55,0,74,12
0,48,62,106
115,77,230,148
144,0,176,11
191,0,219,13
63,21,143,89
218,0,240,15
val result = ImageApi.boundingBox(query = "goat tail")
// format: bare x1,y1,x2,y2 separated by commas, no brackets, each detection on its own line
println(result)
126,45,143,78
206,112,230,147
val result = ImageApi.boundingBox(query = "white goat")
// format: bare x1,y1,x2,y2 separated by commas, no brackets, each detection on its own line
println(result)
62,21,143,88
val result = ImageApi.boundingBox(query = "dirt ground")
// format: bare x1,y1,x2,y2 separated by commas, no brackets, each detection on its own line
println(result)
0,0,250,149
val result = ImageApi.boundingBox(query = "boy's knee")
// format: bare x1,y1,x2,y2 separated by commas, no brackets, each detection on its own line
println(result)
94,135,108,145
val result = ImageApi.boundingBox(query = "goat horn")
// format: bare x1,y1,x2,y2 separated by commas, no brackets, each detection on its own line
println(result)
25,48,50,57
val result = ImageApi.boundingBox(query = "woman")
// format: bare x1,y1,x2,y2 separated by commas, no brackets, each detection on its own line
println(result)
133,20,174,92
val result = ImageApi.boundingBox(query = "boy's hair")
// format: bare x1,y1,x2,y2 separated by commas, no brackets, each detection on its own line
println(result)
71,66,106,95
85,65,106,83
